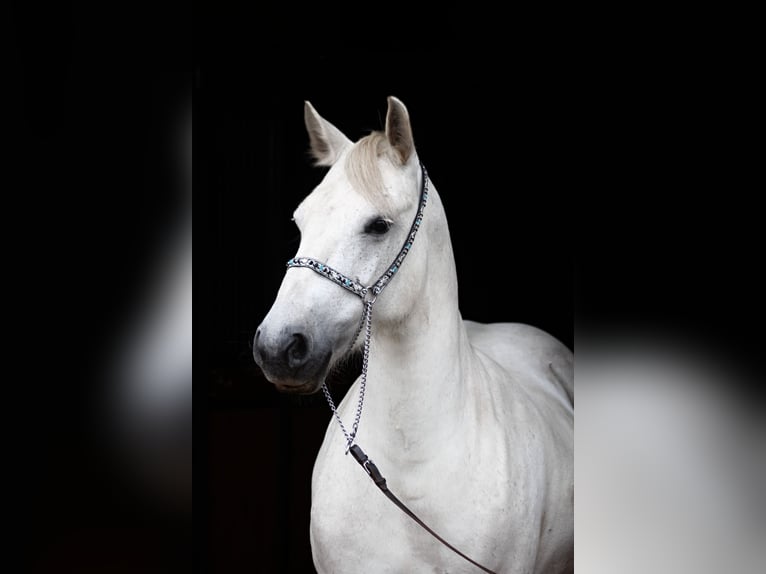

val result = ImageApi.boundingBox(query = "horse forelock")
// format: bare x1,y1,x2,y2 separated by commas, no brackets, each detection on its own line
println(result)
344,132,407,217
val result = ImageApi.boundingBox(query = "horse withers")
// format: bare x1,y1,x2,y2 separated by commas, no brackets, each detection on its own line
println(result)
253,97,573,573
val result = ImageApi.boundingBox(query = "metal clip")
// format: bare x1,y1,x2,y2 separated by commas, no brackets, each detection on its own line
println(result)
349,444,387,488
362,288,377,305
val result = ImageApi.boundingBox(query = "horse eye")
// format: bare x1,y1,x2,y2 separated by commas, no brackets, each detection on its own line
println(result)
364,217,392,235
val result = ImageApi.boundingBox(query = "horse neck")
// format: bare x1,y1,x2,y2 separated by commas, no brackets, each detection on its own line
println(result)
360,185,470,462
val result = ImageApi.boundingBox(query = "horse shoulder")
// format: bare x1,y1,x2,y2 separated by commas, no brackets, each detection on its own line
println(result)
463,320,574,573
464,320,573,407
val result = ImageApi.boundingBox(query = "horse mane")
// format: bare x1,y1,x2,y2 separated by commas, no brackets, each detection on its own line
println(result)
344,131,401,216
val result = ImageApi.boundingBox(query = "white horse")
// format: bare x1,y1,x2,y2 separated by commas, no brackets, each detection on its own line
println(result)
253,97,573,573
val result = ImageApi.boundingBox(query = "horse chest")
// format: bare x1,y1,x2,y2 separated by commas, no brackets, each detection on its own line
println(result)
310,430,521,573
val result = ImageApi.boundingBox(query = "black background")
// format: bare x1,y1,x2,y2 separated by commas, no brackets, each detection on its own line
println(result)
14,2,763,573
205,9,765,567
15,2,191,572
197,12,577,573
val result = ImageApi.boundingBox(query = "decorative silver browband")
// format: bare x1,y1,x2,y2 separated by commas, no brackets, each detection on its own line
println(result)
286,163,429,299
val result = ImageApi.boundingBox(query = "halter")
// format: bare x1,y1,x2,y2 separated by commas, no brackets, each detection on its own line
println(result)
284,163,496,573
286,162,429,450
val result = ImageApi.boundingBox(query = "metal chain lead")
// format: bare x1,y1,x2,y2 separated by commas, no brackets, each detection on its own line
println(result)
351,300,374,440
321,298,374,451
344,303,367,356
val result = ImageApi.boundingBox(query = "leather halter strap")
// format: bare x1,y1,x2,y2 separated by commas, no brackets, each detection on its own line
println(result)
350,445,498,573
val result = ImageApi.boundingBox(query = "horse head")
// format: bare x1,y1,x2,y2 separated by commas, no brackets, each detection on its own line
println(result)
254,97,427,394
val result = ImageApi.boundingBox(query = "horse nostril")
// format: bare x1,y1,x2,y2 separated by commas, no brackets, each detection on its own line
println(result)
252,327,263,363
285,333,309,368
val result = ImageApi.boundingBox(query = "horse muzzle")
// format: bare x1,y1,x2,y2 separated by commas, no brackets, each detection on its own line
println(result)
253,324,331,394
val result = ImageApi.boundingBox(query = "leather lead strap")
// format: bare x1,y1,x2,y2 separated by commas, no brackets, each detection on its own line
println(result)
349,445,497,574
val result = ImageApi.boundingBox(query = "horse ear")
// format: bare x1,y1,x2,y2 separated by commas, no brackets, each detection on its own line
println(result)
304,101,352,166
385,96,415,164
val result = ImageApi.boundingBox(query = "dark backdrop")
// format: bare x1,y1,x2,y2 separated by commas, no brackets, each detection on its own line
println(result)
15,2,191,572
198,39,574,574
13,3,762,573
198,9,762,572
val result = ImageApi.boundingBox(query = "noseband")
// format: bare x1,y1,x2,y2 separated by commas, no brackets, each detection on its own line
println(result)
286,162,429,450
